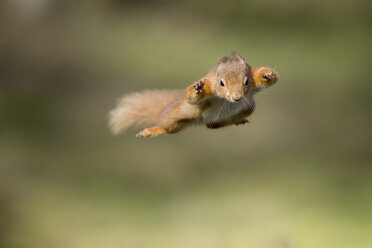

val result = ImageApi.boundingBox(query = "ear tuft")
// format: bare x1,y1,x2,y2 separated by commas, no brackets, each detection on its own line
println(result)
231,51,246,65
218,56,229,64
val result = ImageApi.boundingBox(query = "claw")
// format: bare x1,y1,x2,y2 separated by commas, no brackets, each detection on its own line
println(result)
194,79,206,94
261,71,274,82
261,72,270,81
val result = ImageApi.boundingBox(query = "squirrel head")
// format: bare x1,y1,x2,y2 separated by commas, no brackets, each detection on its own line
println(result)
211,51,277,102
212,51,253,102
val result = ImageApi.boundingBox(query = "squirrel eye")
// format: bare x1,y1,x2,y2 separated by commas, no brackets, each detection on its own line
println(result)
244,77,249,86
220,79,225,87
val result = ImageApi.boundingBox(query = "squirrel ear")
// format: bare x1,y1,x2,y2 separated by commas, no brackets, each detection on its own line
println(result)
231,51,247,65
218,56,229,65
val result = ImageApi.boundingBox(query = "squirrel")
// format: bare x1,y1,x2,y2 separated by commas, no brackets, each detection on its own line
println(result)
109,51,278,138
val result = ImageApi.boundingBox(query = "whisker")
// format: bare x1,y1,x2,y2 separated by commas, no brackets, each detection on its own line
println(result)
212,100,227,125
242,97,250,110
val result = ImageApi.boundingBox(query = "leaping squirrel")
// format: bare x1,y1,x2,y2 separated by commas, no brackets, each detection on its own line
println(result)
109,52,278,138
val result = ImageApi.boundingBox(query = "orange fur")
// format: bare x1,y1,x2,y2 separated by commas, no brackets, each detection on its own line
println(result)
109,90,183,134
136,127,167,138
109,52,278,138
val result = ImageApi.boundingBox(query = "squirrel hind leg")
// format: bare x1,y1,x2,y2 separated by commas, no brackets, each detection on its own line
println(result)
136,127,167,138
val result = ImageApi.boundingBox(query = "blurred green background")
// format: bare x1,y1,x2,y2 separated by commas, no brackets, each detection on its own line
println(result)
1,0,371,247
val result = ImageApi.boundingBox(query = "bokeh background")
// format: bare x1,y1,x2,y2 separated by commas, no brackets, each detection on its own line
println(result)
1,0,372,247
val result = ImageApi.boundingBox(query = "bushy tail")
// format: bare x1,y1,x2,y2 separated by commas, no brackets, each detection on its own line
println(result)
109,90,183,134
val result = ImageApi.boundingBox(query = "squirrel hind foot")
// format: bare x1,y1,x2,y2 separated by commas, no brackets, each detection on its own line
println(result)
235,119,249,125
136,127,167,138
206,123,223,129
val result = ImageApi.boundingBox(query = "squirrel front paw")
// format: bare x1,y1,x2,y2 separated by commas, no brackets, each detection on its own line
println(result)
261,70,275,82
193,79,206,94
258,68,278,86
186,78,208,104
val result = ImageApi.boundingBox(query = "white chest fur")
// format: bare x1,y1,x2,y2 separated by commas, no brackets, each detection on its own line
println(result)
202,93,254,125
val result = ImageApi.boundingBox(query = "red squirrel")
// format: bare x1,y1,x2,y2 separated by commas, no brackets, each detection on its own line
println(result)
109,52,278,137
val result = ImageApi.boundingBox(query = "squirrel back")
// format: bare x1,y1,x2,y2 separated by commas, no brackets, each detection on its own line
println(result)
109,90,183,134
